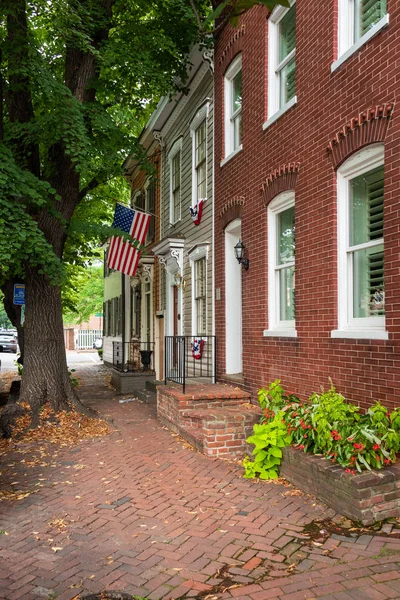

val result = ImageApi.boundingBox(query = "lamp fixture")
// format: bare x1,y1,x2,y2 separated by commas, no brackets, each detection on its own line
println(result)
174,272,186,289
234,239,249,270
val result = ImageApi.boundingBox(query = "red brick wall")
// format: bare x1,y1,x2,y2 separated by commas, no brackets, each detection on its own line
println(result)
214,1,400,410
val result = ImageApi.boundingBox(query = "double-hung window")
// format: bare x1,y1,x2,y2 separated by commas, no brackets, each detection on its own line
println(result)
267,2,296,124
334,0,388,69
223,54,242,160
333,144,387,339
169,139,182,224
145,179,156,244
195,121,207,201
194,257,206,334
265,192,296,336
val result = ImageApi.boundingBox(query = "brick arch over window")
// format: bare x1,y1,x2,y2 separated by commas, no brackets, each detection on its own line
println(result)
218,25,246,73
219,196,245,230
327,103,394,170
262,163,300,207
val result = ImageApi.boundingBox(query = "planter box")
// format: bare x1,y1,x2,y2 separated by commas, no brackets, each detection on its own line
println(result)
281,446,400,525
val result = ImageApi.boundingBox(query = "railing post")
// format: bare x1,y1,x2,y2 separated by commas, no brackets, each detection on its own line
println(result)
182,336,186,394
164,336,167,386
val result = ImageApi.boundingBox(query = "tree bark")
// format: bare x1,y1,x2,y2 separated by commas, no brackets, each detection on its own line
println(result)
19,268,92,426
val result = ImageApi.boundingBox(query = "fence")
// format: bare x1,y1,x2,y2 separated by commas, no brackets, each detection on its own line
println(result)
76,329,102,350
112,341,155,372
164,335,216,393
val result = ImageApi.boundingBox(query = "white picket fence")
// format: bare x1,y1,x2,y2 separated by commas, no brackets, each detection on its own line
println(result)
75,329,102,350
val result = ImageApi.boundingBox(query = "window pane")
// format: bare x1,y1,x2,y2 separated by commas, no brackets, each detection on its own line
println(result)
356,0,386,39
277,206,295,265
232,70,242,115
233,113,242,149
353,245,384,317
350,166,384,246
196,122,206,165
279,265,295,321
279,4,296,61
197,162,207,200
279,56,296,107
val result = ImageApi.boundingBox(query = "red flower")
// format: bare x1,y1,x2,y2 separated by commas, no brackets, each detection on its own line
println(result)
353,443,364,451
299,444,305,450
345,468,351,473
373,443,380,451
331,430,342,441
375,455,381,462
384,459,391,465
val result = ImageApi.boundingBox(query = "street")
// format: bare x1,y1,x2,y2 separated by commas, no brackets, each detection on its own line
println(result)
0,350,101,373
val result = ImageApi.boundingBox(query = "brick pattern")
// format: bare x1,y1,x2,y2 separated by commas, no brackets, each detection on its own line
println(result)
157,383,258,458
281,447,400,525
219,196,245,230
327,103,394,169
262,163,300,207
218,24,246,72
1,365,400,600
214,4,400,410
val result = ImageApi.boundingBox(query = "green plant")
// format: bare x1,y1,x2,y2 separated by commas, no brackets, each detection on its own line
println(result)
97,348,103,359
243,410,292,479
244,380,400,479
14,357,23,377
68,368,79,389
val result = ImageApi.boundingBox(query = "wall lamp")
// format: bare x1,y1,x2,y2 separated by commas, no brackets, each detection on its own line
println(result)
234,239,249,270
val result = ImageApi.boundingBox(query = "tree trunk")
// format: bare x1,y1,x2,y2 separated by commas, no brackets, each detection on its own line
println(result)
19,268,92,425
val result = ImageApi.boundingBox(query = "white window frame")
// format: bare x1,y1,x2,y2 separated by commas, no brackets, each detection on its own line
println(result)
332,143,388,340
190,103,209,205
189,244,209,336
223,54,242,165
168,138,182,225
264,191,297,337
332,0,389,72
266,0,297,127
131,189,141,209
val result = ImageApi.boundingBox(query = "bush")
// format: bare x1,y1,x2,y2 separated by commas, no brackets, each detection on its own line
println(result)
97,348,103,359
244,380,400,479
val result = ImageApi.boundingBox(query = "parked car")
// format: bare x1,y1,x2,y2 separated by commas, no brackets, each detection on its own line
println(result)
0,331,18,353
93,337,103,349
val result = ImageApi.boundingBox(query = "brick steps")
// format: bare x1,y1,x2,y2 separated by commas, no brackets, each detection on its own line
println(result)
157,384,260,459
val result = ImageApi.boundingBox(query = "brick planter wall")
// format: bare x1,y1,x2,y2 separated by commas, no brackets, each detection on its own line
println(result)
281,447,400,525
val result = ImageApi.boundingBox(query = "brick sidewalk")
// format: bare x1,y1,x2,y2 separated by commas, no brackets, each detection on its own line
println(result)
1,365,400,600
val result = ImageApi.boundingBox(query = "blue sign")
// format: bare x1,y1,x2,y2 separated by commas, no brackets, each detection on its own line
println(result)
13,284,25,305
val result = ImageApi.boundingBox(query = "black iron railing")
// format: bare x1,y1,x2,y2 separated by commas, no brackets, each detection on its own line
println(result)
113,341,155,373
164,335,216,393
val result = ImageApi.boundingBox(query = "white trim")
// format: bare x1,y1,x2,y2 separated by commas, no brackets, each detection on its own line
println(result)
263,329,298,338
220,144,243,167
267,191,296,333
224,54,242,159
189,248,208,335
168,138,182,225
190,105,209,207
334,144,387,337
332,13,389,72
263,96,297,130
268,0,296,119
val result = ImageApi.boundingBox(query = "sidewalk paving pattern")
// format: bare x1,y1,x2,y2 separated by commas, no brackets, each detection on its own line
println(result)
1,365,400,600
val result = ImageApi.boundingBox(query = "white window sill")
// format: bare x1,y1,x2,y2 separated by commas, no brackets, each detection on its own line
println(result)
331,329,389,340
263,96,297,131
331,14,389,73
220,145,243,167
263,329,297,338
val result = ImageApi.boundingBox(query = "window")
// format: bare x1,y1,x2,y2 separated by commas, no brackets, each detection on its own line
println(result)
264,192,296,336
132,189,144,211
168,139,182,224
267,2,296,122
145,179,156,243
195,121,207,201
334,0,388,70
224,54,242,160
194,258,206,334
332,144,387,339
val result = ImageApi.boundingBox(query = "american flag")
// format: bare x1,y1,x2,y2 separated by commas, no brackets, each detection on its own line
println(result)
107,203,151,277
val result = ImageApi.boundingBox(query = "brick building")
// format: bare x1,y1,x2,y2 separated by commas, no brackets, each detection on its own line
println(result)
214,0,399,409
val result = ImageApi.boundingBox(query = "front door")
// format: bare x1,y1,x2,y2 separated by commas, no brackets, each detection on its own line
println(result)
225,219,242,374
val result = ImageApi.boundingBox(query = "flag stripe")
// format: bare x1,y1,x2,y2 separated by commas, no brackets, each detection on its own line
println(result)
106,204,151,277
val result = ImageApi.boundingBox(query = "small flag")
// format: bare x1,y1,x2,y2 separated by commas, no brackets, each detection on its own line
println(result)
107,203,151,277
190,198,204,226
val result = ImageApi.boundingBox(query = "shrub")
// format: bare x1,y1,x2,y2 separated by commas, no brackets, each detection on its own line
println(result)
244,380,400,479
